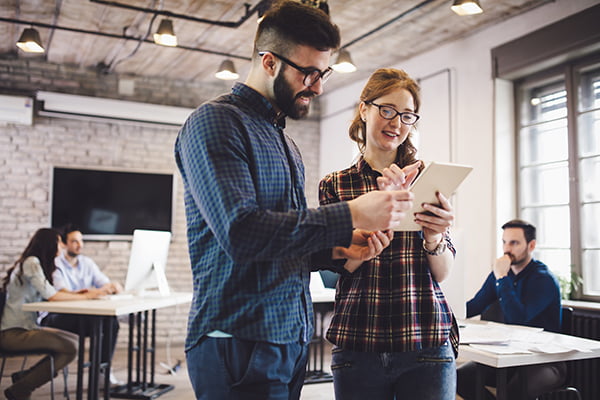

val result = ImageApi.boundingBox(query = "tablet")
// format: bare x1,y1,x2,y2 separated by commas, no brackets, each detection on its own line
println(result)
394,161,473,231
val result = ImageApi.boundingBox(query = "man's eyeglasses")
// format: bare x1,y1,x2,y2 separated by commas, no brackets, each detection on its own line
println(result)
258,51,333,87
366,101,420,126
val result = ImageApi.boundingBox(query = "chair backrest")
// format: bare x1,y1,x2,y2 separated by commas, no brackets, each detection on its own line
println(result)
319,270,339,289
0,289,5,324
561,306,574,335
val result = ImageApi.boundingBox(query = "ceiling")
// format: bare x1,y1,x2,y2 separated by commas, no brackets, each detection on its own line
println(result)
0,0,553,93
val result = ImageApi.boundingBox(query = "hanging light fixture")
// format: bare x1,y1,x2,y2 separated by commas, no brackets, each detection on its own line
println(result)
332,49,356,73
16,27,45,53
215,59,239,80
153,19,177,46
451,0,483,16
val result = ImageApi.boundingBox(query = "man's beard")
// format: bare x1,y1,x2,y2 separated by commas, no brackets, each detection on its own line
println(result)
273,69,315,120
506,251,527,266
67,251,78,258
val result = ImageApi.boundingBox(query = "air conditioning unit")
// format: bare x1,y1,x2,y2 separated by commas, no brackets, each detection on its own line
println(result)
0,94,34,125
37,91,195,127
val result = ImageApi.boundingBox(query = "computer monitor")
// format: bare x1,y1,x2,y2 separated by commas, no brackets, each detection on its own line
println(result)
124,229,171,296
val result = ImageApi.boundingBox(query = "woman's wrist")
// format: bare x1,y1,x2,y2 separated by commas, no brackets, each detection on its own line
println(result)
423,235,442,250
422,236,446,256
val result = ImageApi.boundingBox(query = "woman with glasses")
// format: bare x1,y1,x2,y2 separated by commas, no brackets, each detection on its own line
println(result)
319,68,458,399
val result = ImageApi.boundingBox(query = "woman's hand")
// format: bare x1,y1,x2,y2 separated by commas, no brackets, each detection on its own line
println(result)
416,191,454,244
333,229,393,273
377,161,422,191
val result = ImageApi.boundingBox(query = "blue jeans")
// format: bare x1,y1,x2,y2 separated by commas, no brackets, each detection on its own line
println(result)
331,341,456,400
186,336,308,400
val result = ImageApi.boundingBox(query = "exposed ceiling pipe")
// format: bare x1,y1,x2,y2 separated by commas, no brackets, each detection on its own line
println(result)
0,17,251,61
89,0,271,28
340,0,437,49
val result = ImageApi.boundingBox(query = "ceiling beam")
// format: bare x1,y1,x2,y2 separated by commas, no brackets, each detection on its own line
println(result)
89,0,270,28
0,17,251,61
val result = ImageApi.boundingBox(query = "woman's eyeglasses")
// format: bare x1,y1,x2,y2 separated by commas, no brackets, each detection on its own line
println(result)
366,101,420,125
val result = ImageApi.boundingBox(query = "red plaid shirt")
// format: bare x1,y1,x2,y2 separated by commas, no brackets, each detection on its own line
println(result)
319,157,459,355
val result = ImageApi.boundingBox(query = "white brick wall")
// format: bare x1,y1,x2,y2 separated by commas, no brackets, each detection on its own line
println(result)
0,58,324,347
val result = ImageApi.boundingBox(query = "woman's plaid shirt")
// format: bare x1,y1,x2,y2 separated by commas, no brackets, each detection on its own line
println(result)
319,157,459,355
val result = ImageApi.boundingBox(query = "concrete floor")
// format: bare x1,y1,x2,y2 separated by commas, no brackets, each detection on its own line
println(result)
1,343,334,400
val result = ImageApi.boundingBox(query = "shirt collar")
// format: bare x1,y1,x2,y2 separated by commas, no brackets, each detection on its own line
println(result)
231,82,286,129
58,252,79,268
510,258,536,281
355,155,390,177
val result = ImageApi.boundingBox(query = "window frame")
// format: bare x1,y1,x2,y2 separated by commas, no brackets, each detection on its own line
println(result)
514,53,600,301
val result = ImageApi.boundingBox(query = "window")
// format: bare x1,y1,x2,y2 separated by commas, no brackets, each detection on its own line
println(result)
516,56,600,299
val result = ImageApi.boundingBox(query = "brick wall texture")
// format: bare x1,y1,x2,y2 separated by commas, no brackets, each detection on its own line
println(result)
0,58,323,346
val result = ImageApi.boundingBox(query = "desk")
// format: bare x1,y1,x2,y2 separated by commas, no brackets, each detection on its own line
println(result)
306,273,336,384
22,292,192,400
458,320,600,400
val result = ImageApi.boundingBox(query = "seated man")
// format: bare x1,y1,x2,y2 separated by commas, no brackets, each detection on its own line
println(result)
41,224,122,384
457,219,566,400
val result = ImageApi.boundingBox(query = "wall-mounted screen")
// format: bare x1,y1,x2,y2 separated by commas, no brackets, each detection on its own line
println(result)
51,167,173,239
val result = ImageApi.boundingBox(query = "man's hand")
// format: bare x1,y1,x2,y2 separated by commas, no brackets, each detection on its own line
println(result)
333,229,393,273
84,288,106,299
493,254,512,279
100,282,123,295
348,190,414,231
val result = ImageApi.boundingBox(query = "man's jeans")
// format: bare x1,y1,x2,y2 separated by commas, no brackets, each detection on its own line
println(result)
186,336,308,400
331,341,456,400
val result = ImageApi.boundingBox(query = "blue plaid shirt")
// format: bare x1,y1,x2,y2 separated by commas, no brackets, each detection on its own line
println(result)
175,83,353,350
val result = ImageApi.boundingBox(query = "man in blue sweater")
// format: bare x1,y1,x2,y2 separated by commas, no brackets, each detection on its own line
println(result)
456,219,566,399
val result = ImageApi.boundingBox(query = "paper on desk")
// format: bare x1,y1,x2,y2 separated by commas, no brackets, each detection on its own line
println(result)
469,343,533,354
539,332,600,353
459,321,540,345
460,320,600,355
459,323,510,345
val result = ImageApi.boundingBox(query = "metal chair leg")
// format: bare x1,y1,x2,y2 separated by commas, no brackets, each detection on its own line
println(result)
63,366,70,400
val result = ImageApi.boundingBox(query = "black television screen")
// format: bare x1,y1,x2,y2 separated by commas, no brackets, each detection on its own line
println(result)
51,167,173,239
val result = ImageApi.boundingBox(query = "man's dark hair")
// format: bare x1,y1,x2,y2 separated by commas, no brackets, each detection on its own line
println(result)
502,219,536,243
254,0,340,57
59,223,80,244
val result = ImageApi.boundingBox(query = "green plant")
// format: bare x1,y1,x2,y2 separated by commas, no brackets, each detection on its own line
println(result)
557,270,583,300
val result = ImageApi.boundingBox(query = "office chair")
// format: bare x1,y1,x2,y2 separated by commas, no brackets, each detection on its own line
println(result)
537,306,581,400
0,290,69,400
481,303,581,400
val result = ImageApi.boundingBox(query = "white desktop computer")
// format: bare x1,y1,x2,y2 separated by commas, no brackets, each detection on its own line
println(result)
124,229,172,296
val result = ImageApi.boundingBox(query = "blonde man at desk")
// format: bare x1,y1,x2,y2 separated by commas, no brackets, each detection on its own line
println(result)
457,219,566,400
40,224,122,385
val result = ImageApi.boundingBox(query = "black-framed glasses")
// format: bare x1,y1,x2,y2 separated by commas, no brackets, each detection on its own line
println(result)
258,51,333,87
366,101,420,125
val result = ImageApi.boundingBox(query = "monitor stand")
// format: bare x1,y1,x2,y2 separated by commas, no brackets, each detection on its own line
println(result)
135,261,170,297
153,261,171,296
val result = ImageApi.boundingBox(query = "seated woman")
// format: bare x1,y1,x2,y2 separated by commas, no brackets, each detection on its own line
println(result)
0,228,104,400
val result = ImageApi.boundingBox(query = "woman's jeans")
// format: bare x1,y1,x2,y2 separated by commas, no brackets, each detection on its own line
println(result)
331,341,456,400
186,336,308,400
